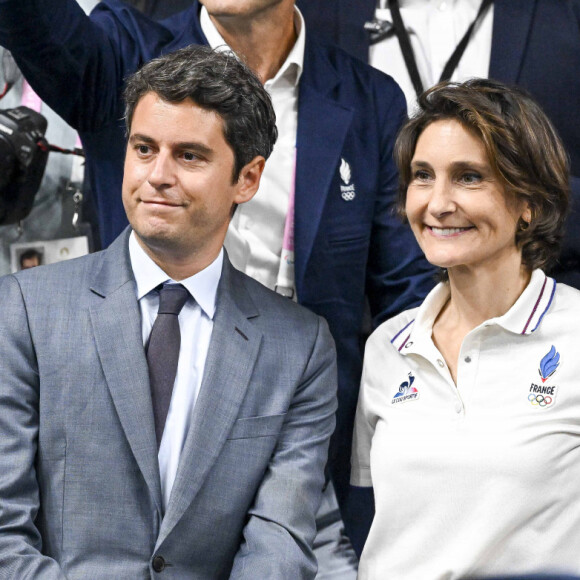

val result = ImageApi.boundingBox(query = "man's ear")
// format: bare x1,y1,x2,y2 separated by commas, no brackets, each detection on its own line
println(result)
233,156,266,205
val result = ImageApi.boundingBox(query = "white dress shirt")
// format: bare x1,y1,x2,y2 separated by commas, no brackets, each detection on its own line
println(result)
352,271,580,577
370,0,494,113
201,6,305,295
129,232,222,511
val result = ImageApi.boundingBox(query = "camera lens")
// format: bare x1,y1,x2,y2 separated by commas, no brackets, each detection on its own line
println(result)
0,134,15,191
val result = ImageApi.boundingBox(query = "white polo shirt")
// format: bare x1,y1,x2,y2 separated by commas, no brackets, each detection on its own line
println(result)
352,270,580,578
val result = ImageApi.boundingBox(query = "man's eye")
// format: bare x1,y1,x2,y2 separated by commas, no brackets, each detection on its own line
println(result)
137,145,151,155
182,151,198,161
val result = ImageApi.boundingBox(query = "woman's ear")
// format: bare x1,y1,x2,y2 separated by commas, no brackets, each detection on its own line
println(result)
521,204,532,225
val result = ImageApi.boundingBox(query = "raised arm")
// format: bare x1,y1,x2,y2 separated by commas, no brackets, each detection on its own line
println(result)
0,0,155,131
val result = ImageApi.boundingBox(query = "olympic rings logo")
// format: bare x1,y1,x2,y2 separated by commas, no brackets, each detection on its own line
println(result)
528,393,553,407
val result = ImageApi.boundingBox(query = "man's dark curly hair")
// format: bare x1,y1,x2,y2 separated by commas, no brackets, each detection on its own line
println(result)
124,45,277,182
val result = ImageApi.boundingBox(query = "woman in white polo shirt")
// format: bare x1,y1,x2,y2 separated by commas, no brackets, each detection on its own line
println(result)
351,78,580,579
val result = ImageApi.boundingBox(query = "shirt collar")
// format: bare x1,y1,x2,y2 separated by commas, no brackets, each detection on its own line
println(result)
493,269,556,335
128,231,222,319
199,5,305,88
376,0,483,25
392,270,556,354
390,281,450,353
379,0,480,9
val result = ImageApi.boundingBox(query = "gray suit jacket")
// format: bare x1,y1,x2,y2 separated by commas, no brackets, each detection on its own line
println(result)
0,229,337,579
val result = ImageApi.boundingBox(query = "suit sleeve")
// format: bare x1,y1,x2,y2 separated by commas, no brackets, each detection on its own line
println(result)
0,0,146,131
0,275,67,579
229,316,338,580
552,175,580,288
365,78,436,324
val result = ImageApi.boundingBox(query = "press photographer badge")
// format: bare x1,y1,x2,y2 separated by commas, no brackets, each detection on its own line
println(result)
11,236,89,272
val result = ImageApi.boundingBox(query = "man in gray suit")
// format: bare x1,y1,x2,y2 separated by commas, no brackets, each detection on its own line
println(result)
0,45,337,579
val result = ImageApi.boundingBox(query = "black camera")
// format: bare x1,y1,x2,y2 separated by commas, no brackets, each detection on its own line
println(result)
0,106,49,225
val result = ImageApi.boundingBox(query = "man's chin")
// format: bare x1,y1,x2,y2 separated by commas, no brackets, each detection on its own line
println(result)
132,227,180,255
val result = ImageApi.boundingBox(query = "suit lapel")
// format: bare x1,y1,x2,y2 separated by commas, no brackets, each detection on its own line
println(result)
89,229,162,514
294,38,354,295
489,0,537,83
157,259,262,546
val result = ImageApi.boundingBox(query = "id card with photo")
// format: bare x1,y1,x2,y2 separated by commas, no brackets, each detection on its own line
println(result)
11,236,89,272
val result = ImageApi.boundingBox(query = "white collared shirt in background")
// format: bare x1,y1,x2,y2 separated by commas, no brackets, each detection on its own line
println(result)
201,6,305,295
129,232,222,511
370,0,494,113
352,270,580,577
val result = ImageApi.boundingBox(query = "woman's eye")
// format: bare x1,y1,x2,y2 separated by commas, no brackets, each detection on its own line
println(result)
413,170,431,181
460,172,482,184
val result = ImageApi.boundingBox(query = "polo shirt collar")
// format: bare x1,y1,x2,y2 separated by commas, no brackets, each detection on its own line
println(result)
199,5,305,87
492,269,556,335
390,281,449,354
392,269,556,355
128,231,222,320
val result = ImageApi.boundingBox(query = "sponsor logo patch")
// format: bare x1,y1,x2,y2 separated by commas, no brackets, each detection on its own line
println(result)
392,372,419,404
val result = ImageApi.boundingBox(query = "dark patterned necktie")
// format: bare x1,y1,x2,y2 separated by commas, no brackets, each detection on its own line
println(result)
146,283,190,447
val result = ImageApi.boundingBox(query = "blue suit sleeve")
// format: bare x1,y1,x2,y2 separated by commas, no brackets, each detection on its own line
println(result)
552,175,580,288
366,77,436,325
0,0,153,131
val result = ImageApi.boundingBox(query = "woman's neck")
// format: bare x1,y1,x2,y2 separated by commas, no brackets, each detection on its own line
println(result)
432,255,531,384
444,259,531,330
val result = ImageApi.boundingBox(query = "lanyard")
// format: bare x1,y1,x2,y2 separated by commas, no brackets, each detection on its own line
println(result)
275,148,297,299
387,0,494,98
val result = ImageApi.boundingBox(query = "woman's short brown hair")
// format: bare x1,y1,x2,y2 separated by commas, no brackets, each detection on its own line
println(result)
394,78,570,272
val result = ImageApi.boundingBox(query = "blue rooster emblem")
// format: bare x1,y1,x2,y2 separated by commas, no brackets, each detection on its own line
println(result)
394,373,417,398
539,345,560,383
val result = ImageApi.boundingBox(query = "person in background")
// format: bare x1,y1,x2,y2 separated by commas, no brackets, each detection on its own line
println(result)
0,0,96,279
0,0,436,566
297,0,580,289
352,78,580,578
123,0,190,19
0,45,338,579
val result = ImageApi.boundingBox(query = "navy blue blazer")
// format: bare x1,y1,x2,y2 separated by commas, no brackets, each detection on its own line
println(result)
0,0,435,545
297,0,580,287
